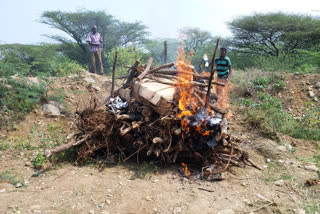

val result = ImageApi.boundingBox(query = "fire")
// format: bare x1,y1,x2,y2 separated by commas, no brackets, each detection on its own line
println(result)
181,163,191,176
175,45,232,136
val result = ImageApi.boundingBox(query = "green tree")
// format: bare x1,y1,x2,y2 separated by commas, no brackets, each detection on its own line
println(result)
106,46,150,76
40,10,149,72
229,12,320,56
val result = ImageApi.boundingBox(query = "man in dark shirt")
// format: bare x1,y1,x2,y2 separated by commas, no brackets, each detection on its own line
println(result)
215,47,232,82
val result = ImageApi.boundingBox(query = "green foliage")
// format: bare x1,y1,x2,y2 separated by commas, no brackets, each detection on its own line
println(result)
0,78,47,128
106,45,150,76
0,44,84,77
32,151,47,169
229,12,320,57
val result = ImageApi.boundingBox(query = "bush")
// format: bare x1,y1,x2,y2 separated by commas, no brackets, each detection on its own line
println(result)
0,44,84,78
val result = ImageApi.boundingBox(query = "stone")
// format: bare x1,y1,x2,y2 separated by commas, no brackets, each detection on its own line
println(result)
0,189,6,193
304,165,318,172
16,183,23,188
145,196,152,201
308,91,315,98
217,209,235,214
293,209,306,214
105,200,111,205
266,158,271,163
173,207,182,214
274,180,285,186
89,210,95,214
43,104,60,116
106,194,113,198
277,146,287,152
25,161,32,166
84,77,95,84
92,85,101,91
315,82,320,89
313,97,318,102
30,205,41,210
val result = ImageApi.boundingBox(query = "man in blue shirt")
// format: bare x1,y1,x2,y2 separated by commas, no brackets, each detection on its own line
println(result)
215,47,232,82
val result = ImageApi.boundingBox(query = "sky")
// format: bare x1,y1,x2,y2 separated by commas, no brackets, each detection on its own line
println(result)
0,0,320,44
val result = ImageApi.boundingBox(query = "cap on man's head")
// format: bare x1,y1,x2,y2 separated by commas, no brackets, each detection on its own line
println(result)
220,47,227,51
91,25,97,30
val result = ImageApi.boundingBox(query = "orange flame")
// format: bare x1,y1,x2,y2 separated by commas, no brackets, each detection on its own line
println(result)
181,163,191,176
175,45,232,135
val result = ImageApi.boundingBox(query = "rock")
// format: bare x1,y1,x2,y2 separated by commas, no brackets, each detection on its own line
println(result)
304,165,318,172
308,91,315,98
48,100,66,113
315,82,320,89
100,211,109,214
105,200,111,205
0,189,6,193
25,161,32,166
173,207,182,214
145,196,152,201
16,183,23,188
307,87,312,91
277,146,287,152
274,180,285,186
119,181,125,185
293,209,306,214
266,158,271,163
313,97,318,102
30,205,41,210
89,210,95,214
106,194,113,198
92,85,101,91
217,209,235,214
43,104,60,116
84,77,95,84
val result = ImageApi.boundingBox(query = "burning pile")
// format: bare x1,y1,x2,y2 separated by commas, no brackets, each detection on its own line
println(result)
44,48,260,179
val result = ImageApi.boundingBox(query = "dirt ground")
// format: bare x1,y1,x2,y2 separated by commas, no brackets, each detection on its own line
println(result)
0,71,319,214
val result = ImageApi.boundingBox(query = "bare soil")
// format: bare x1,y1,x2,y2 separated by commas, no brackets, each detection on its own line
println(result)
0,72,319,214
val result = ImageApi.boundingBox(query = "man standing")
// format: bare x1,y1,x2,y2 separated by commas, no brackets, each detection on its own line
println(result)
87,26,103,74
215,47,232,82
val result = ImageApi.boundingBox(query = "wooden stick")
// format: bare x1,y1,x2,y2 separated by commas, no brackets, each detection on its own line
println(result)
164,41,168,64
149,62,175,73
123,60,140,88
195,88,218,101
206,37,220,107
111,51,118,98
154,70,225,86
208,102,228,114
136,58,153,81
193,91,205,106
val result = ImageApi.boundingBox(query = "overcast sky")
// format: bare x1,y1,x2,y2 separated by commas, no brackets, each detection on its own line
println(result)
1,0,320,44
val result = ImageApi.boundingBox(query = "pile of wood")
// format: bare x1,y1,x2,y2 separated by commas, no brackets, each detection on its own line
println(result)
44,58,260,179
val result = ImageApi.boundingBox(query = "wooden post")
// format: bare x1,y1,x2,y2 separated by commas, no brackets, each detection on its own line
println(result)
205,37,220,107
111,51,119,98
164,41,168,64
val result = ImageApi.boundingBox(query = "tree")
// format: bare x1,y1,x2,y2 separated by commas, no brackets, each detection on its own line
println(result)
229,13,320,56
180,27,213,53
143,38,179,64
40,10,149,72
